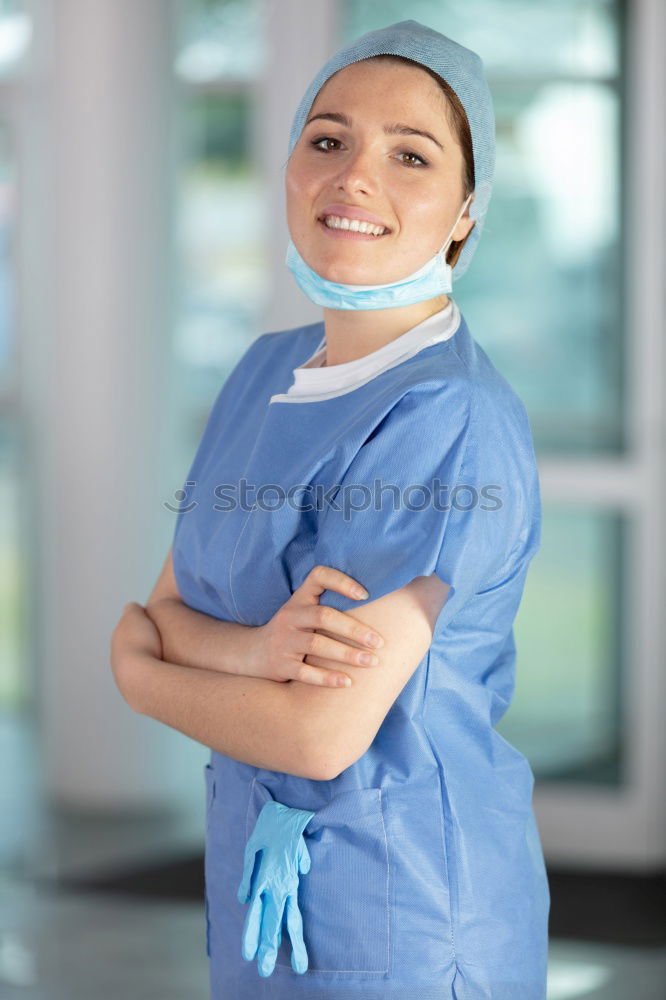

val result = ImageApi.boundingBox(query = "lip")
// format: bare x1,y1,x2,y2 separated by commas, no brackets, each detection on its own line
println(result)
318,203,391,231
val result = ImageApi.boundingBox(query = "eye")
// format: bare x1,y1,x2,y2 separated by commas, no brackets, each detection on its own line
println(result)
309,137,428,167
398,150,428,168
311,137,343,152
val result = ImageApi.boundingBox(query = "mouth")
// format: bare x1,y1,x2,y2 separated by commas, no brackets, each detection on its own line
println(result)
317,214,391,240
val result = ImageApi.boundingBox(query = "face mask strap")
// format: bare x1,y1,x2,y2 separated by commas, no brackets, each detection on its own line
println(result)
435,192,474,258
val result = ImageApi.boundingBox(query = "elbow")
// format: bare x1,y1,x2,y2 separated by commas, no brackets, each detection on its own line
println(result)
308,758,343,783
110,621,125,685
304,730,365,782
302,729,347,782
288,686,365,781
310,757,342,783
109,627,133,709
109,621,142,714
313,750,365,782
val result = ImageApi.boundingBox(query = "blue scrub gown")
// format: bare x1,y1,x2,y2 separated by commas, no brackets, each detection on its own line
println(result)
172,307,550,999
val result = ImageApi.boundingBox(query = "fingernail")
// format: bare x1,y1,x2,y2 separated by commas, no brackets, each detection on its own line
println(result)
353,586,369,599
337,676,352,687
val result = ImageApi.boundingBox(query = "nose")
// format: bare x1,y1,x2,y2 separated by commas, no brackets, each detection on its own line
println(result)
332,146,379,197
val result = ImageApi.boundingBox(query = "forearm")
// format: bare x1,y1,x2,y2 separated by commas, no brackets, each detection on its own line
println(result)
120,647,318,779
146,597,260,676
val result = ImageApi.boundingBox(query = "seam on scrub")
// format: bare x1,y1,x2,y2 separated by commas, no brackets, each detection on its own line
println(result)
228,509,254,626
381,785,392,977
447,340,473,380
419,649,459,973
434,379,481,633
421,717,460,974
443,375,526,624
273,787,391,975
204,884,211,957
244,776,259,841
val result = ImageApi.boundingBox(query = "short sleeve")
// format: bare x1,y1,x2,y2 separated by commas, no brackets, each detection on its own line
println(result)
172,333,270,539
312,379,541,631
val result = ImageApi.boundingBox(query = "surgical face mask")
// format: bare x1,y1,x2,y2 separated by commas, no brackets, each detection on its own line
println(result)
286,192,473,311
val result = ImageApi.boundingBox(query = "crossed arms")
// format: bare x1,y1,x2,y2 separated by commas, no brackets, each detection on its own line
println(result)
110,547,450,780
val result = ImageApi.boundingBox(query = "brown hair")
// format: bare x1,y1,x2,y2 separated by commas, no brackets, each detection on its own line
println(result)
366,54,475,267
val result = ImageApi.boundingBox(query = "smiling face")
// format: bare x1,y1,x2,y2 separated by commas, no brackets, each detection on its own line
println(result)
286,58,476,286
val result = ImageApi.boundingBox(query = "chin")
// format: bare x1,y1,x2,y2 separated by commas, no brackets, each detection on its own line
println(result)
313,257,382,285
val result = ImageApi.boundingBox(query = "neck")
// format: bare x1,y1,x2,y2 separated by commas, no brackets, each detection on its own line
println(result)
320,295,450,367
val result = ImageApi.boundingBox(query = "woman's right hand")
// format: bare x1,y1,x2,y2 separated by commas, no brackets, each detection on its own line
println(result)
249,565,385,688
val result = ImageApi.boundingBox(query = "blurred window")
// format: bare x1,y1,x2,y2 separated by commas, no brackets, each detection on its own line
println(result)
343,0,626,786
0,0,28,710
171,0,268,485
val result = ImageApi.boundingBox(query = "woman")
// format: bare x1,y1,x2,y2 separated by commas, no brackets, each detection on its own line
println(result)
111,19,550,1000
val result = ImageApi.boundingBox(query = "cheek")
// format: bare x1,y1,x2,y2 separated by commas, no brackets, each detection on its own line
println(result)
285,173,306,235
399,183,450,239
286,148,320,189
286,161,317,217
408,180,442,215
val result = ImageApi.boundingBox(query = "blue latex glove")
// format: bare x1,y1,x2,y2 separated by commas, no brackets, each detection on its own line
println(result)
237,799,315,977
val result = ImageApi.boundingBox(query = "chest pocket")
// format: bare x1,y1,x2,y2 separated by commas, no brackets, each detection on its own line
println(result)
245,778,391,976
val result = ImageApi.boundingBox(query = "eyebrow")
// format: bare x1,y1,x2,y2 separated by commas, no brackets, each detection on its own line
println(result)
304,111,445,152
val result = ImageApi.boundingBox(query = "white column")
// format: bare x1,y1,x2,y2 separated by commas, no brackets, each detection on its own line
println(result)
258,0,340,332
20,0,200,814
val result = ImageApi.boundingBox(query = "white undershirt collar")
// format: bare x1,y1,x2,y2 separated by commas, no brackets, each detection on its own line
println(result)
270,299,461,404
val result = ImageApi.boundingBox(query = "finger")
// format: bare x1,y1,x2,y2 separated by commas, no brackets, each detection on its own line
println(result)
285,893,309,974
299,604,385,651
296,629,380,671
240,889,264,962
290,659,353,688
257,893,283,978
237,846,257,903
300,565,369,605
297,838,311,875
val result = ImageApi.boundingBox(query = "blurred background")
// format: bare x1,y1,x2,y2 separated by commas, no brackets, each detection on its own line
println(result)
0,0,664,997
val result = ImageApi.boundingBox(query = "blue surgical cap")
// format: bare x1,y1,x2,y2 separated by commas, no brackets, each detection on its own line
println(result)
287,19,495,280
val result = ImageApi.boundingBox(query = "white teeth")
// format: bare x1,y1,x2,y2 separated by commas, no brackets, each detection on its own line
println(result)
323,215,387,236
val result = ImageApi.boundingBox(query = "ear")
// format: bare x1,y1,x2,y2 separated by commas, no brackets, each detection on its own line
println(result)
451,192,476,243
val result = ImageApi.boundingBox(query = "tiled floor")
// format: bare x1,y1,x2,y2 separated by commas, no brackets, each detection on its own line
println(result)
2,711,665,999
0,873,210,999
0,870,665,999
